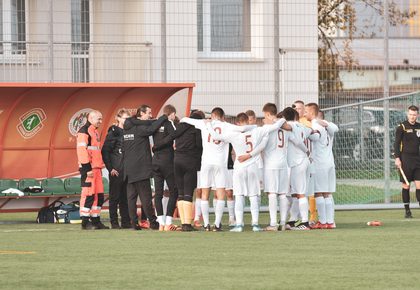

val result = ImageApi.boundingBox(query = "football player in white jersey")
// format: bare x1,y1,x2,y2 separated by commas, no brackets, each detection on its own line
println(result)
293,100,318,225
260,103,291,231
317,110,338,228
246,110,264,192
206,113,289,232
304,103,337,229
282,107,313,230
181,107,242,231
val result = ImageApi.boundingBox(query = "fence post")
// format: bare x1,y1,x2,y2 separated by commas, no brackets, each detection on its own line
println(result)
358,103,364,160
383,0,391,203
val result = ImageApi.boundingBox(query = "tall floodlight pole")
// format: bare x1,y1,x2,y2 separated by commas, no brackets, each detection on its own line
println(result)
274,1,280,109
384,0,391,203
161,0,167,82
49,0,54,82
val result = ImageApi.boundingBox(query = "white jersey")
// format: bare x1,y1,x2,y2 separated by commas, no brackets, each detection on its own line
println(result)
324,120,339,167
310,119,331,169
287,122,309,168
207,119,286,169
181,118,236,167
263,123,289,169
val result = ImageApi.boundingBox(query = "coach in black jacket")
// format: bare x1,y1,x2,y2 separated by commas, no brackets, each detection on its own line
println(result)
152,104,179,230
154,110,204,231
102,109,131,229
123,105,168,230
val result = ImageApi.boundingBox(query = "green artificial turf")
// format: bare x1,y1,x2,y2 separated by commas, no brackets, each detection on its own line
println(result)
0,210,419,290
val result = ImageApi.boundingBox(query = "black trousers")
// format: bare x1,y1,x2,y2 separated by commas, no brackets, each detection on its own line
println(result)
127,179,157,225
153,160,178,217
108,174,130,225
174,155,197,202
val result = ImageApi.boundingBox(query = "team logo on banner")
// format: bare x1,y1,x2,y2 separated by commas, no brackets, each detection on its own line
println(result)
17,108,47,139
69,108,92,136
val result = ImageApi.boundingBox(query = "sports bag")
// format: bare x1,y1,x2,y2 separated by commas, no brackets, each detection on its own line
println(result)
36,201,64,223
56,201,81,224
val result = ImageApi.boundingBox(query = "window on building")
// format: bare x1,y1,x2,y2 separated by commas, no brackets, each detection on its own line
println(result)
198,0,251,55
0,0,26,55
412,77,420,84
71,0,89,82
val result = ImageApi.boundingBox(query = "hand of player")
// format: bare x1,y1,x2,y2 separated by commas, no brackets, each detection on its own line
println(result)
237,153,251,163
110,169,119,177
87,171,94,177
317,119,328,127
395,158,401,169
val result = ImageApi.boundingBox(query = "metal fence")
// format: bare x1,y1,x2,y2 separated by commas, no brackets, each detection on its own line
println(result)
324,91,420,208
0,0,419,209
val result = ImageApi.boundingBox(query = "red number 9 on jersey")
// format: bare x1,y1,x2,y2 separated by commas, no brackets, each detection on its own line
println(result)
278,130,284,148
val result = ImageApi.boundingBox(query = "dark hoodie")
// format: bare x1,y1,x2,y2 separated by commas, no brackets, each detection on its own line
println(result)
123,115,168,183
101,125,124,173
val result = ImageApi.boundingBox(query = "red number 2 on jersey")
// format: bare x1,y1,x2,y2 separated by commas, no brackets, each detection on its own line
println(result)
207,127,222,145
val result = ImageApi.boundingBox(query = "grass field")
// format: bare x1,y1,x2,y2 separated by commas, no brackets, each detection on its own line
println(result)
1,210,419,290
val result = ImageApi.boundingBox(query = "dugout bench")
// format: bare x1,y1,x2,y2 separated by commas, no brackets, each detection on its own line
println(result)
0,177,110,213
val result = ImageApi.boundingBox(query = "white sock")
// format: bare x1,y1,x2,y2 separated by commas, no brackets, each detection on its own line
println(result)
268,193,278,226
286,196,293,220
325,196,334,224
315,196,326,224
227,200,235,220
279,194,289,226
298,197,309,223
235,195,245,226
162,196,169,216
201,200,210,226
289,197,299,222
157,215,165,226
249,195,259,225
194,198,202,221
214,200,225,227
165,216,173,225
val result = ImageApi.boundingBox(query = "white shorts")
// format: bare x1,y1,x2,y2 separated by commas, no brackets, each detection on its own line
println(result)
258,168,264,190
200,164,228,189
233,164,261,197
196,171,202,189
313,166,336,193
264,168,289,194
226,169,234,190
290,158,310,195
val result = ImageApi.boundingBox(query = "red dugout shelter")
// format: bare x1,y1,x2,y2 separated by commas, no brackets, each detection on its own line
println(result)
0,83,194,180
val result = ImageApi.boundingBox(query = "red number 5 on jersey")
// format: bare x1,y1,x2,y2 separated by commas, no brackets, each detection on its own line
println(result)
245,135,253,153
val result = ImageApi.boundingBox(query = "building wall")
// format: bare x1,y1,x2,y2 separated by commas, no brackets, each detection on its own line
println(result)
1,0,319,116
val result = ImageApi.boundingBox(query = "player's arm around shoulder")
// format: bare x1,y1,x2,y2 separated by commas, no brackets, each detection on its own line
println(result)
180,117,206,130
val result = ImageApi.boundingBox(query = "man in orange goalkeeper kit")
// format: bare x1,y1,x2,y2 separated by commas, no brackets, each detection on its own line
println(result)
77,110,109,230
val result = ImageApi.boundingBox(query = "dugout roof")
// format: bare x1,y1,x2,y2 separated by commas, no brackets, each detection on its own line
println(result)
0,83,194,179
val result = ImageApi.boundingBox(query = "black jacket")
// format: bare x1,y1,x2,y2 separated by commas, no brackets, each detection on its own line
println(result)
152,119,176,163
155,122,202,171
102,125,124,173
394,120,420,158
123,115,168,183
